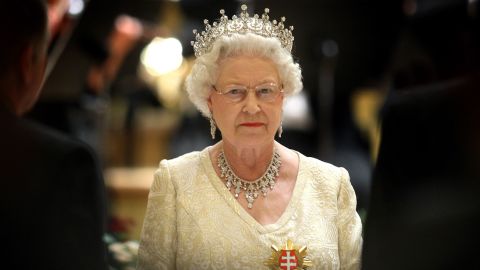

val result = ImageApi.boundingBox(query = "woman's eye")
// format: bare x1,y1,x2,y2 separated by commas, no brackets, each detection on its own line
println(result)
258,88,273,94
227,88,243,95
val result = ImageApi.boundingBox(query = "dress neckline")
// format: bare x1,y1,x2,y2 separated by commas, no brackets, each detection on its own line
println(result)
200,146,307,234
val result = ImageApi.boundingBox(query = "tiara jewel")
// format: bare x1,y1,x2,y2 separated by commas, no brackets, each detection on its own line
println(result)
191,4,294,57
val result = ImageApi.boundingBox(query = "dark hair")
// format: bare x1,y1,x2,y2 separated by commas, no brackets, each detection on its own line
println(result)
0,0,48,78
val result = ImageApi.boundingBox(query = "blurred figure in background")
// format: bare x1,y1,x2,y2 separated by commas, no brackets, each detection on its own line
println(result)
363,0,480,269
0,0,108,269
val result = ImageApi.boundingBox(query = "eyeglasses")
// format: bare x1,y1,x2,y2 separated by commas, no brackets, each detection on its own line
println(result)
212,82,283,103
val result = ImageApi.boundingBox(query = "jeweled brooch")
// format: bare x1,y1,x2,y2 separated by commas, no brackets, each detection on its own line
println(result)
265,239,313,270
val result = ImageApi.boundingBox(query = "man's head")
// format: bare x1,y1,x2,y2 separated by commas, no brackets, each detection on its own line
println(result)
0,0,49,116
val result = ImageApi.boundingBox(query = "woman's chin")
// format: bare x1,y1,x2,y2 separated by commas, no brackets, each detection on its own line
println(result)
232,132,274,146
239,128,267,137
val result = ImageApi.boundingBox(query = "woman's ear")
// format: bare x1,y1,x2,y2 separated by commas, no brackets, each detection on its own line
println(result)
19,45,35,85
207,92,213,110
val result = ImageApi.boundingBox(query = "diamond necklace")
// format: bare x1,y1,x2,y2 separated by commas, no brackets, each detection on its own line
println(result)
217,148,281,209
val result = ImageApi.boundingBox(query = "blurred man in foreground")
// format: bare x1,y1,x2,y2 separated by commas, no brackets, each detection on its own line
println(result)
0,0,108,269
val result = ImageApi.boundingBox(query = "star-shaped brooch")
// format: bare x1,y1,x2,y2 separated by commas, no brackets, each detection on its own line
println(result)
265,239,313,270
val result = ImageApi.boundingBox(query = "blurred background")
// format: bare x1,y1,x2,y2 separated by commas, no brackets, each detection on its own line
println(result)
22,0,479,268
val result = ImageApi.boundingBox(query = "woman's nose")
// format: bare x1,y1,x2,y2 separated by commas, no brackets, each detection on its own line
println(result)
242,90,261,114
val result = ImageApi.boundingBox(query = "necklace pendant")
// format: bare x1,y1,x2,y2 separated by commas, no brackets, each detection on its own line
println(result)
245,191,256,209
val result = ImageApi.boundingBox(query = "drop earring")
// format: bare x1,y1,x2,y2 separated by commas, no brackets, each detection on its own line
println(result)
210,117,216,140
278,121,283,138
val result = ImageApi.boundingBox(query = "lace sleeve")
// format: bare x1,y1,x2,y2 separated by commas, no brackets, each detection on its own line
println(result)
137,160,177,270
337,168,363,270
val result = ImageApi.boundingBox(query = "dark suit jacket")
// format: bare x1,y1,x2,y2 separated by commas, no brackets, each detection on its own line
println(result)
362,76,480,269
0,107,108,270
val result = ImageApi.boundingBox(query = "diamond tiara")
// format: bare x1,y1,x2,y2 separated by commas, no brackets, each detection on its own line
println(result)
191,4,294,58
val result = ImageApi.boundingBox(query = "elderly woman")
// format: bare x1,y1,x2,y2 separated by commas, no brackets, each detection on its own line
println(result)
138,5,362,270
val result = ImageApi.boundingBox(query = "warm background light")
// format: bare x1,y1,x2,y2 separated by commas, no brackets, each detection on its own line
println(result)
68,0,84,16
140,37,183,76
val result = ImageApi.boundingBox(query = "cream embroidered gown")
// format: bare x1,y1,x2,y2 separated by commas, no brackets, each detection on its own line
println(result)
137,147,362,270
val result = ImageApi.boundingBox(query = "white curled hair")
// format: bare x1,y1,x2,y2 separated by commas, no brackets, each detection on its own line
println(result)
185,33,303,118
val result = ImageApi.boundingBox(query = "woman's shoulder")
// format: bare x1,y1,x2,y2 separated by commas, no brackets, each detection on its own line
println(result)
298,152,349,187
151,147,212,192
155,148,206,173
153,147,213,183
299,152,345,173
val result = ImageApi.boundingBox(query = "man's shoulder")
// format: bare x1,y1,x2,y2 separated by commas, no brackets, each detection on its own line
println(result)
0,113,102,203
13,116,85,148
1,113,95,164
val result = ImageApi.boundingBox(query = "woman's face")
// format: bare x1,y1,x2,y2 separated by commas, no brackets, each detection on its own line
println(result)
208,55,284,147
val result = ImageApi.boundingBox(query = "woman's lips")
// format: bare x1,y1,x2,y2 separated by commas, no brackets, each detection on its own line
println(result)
240,122,264,127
